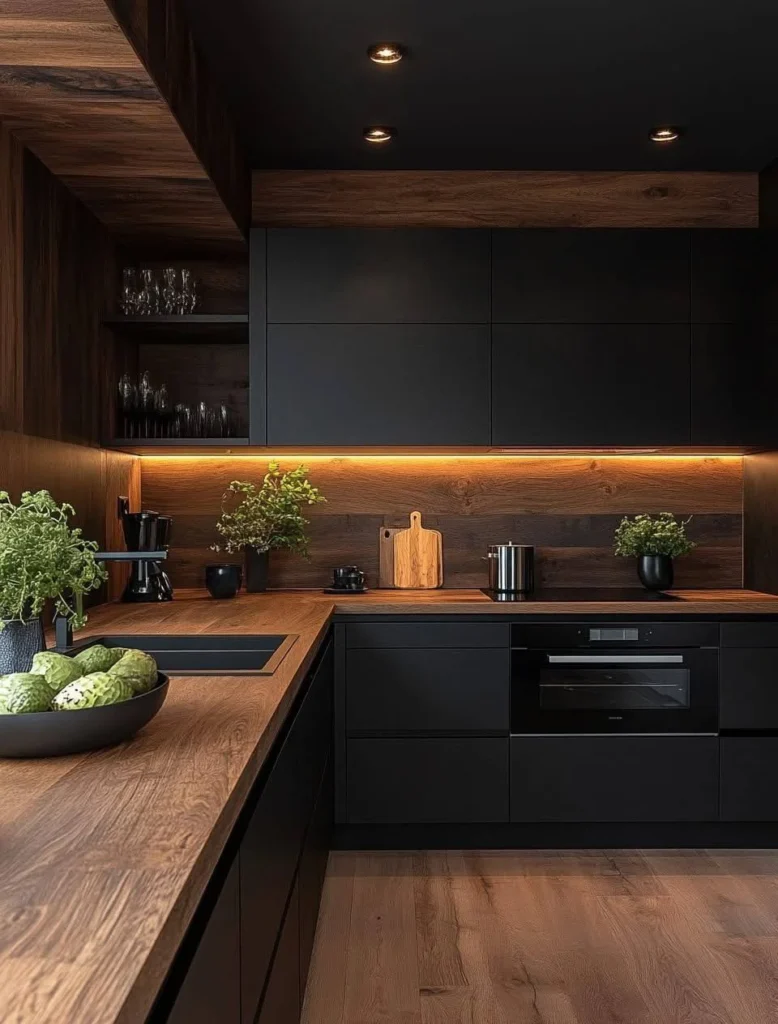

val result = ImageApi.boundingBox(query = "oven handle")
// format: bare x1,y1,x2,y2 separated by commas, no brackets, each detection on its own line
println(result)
546,654,684,664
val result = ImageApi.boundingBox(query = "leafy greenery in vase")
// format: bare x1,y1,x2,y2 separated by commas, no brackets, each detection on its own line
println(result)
212,462,326,557
614,512,695,558
0,490,107,629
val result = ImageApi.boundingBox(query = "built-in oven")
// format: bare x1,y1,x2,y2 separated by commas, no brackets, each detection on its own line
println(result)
511,622,719,734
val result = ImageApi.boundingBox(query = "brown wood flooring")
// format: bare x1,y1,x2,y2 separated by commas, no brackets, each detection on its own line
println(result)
302,850,778,1024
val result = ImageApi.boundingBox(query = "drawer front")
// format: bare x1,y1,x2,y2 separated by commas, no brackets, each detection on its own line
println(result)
721,738,778,821
721,623,778,648
346,648,509,735
346,621,508,649
720,648,778,730
510,736,719,822
347,738,509,823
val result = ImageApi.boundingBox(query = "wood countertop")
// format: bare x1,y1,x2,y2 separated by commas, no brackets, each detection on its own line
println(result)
3,586,778,1024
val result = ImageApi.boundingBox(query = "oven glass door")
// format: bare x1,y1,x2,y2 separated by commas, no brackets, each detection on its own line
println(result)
512,648,717,733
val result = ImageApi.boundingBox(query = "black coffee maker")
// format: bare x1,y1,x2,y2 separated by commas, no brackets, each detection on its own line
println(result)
121,510,174,602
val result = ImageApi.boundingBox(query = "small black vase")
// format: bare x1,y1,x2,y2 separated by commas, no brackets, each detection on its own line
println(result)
245,547,269,593
0,616,46,673
205,563,243,599
637,554,674,591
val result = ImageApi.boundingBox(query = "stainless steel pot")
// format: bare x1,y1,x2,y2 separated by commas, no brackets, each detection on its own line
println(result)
486,543,534,593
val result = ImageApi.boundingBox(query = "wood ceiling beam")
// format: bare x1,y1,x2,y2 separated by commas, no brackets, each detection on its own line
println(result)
252,170,758,229
0,0,250,251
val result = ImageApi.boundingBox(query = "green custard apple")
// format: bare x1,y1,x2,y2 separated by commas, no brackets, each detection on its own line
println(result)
108,650,158,695
0,675,11,714
52,672,134,711
31,651,82,693
73,644,127,675
5,673,53,714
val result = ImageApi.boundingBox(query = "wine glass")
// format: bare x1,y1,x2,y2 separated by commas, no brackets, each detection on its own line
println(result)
179,269,198,314
161,269,177,315
120,268,138,315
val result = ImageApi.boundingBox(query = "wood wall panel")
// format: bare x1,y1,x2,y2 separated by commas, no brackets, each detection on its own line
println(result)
0,124,23,432
0,0,249,248
252,171,758,229
141,456,743,590
744,452,778,596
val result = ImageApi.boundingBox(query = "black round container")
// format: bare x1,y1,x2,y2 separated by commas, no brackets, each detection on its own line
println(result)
205,563,243,599
0,674,169,758
637,554,674,591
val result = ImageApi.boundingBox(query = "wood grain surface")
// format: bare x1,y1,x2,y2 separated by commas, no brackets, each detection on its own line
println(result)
744,452,778,597
303,849,778,1024
393,511,443,589
252,171,758,229
0,0,249,247
140,455,744,591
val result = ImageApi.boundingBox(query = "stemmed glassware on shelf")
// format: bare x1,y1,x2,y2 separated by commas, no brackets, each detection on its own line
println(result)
117,371,235,439
118,268,200,316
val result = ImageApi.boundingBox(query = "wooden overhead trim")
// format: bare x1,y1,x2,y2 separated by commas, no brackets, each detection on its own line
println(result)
0,0,250,250
252,170,758,228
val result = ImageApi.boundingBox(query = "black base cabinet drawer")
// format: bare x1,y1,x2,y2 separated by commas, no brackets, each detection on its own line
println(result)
721,738,778,821
720,647,778,730
299,754,333,996
347,738,509,823
256,880,301,1024
510,736,719,823
346,647,509,735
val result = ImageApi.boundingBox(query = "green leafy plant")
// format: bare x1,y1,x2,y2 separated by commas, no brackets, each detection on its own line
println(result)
212,462,326,557
0,490,107,629
614,513,695,558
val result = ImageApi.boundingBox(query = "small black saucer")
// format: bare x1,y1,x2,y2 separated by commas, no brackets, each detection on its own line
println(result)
323,586,370,594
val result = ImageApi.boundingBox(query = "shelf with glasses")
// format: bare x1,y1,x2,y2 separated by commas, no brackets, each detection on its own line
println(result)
103,314,249,341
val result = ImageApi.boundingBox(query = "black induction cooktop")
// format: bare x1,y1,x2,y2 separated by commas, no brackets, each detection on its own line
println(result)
480,588,680,603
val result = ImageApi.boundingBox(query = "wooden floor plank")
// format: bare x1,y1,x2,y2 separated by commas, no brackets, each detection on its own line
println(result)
303,850,778,1024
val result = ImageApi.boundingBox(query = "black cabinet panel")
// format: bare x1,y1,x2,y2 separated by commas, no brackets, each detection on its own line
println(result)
492,230,689,323
721,738,778,821
721,623,778,647
267,324,490,446
720,647,778,730
346,621,508,649
346,648,509,735
256,880,301,1024
691,324,778,446
492,324,691,446
691,230,760,324
347,738,509,823
268,228,490,323
165,858,241,1024
299,755,332,997
510,736,719,822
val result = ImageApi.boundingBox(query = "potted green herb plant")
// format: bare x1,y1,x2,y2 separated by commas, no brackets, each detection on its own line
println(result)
0,490,108,672
614,512,695,591
212,463,325,592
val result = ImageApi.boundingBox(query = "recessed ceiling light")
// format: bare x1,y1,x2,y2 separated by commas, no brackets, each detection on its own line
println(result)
364,126,395,143
650,126,683,143
367,43,405,64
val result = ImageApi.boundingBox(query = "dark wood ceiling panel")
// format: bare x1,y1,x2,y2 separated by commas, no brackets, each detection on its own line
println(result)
0,1,249,250
252,171,759,229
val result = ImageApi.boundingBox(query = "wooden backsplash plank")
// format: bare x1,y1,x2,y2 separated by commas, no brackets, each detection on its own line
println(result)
141,457,743,591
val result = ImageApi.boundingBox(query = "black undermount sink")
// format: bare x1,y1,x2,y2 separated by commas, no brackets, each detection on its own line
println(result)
62,634,295,675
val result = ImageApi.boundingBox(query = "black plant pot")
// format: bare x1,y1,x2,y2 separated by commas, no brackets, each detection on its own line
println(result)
245,548,269,593
637,554,674,591
205,563,243,599
0,616,46,674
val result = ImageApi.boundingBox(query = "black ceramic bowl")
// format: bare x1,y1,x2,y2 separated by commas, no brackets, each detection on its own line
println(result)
205,563,243,599
0,673,169,758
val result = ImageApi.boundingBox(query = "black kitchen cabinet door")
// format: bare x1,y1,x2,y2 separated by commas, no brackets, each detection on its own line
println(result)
346,738,509,823
256,880,301,1024
346,647,509,735
510,736,719,822
720,647,778,730
267,228,490,323
267,324,490,446
691,230,760,324
299,755,333,997
240,640,332,1024
492,324,691,447
691,324,778,447
164,858,241,1024
492,230,690,323
720,738,778,821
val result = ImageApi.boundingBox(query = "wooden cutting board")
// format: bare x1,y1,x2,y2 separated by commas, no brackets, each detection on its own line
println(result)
392,511,443,589
378,526,401,588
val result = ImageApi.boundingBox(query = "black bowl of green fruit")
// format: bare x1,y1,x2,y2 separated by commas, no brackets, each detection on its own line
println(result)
0,645,168,758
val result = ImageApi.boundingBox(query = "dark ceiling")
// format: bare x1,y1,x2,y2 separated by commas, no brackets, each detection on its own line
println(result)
182,0,778,171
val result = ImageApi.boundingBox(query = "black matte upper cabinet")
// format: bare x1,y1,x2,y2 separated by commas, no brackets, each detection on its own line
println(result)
492,324,691,446
267,228,490,323
268,324,490,446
